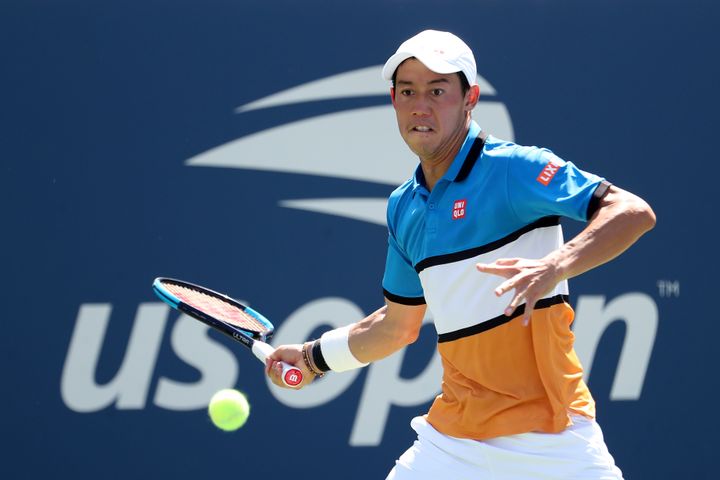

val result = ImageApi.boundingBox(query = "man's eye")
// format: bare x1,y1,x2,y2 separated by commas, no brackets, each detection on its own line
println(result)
400,89,413,96
432,88,445,96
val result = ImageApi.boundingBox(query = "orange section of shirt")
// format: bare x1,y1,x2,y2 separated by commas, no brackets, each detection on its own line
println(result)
427,302,595,440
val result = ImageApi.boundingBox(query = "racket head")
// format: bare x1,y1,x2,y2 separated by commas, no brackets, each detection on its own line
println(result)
152,277,274,340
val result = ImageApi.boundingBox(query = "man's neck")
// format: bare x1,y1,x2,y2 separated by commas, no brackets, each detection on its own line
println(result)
419,118,471,191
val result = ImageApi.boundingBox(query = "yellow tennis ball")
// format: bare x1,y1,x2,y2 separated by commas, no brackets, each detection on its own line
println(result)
208,389,250,431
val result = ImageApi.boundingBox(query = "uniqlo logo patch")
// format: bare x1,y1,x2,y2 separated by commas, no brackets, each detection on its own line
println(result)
452,199,466,220
537,161,560,186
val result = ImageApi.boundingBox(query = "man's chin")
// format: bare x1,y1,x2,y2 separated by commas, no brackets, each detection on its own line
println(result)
404,139,435,158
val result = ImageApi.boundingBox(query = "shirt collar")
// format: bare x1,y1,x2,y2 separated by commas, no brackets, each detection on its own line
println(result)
410,121,482,194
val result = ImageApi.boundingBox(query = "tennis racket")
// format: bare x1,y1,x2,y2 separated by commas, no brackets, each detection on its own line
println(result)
152,277,303,387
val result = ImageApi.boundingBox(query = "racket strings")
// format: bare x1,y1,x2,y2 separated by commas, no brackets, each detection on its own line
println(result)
163,282,268,333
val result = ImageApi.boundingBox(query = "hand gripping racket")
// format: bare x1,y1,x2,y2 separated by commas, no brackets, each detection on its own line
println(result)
152,277,303,387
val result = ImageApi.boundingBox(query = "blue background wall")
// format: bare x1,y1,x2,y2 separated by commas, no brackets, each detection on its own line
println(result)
3,1,717,478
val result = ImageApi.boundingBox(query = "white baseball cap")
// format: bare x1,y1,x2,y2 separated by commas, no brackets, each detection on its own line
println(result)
381,30,477,86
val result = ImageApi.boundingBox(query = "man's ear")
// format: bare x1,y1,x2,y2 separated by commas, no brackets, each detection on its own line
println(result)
390,87,396,107
465,85,480,111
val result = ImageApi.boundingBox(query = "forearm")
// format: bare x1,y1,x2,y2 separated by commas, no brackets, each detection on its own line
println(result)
348,305,421,363
547,187,656,281
306,301,425,375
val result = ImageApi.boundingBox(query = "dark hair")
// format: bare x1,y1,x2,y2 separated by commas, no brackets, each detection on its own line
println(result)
391,59,471,96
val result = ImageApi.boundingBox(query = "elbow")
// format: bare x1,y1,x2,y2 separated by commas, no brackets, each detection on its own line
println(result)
644,207,657,232
635,198,657,234
392,323,422,348
600,187,656,235
616,190,656,234
404,325,422,345
381,302,426,350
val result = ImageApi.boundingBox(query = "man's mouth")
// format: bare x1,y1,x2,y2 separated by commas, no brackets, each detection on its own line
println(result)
412,126,433,133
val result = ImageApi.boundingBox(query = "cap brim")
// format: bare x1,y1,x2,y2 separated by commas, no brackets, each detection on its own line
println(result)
381,51,462,81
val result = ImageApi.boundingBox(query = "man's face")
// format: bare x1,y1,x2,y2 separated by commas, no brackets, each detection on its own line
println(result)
391,58,475,161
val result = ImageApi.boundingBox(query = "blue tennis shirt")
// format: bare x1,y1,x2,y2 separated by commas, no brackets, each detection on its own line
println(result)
381,120,606,439
382,120,604,332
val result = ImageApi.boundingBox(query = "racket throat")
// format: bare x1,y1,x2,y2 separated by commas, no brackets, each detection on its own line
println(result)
251,341,274,362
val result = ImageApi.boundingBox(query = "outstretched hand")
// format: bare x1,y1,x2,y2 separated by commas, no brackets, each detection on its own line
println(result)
476,258,562,326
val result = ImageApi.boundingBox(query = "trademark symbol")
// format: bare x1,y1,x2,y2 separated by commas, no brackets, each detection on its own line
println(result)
657,280,680,298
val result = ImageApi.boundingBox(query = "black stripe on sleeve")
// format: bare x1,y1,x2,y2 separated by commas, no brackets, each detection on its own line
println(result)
414,216,560,274
383,289,426,306
587,180,612,219
437,294,570,343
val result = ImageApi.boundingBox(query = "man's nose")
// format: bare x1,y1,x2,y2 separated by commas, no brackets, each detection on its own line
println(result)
412,97,432,116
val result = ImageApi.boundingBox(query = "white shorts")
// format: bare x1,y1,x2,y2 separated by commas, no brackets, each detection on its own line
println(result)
386,416,624,480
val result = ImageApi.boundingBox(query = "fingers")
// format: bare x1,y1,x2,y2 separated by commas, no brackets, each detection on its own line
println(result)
478,258,549,327
265,344,309,389
476,258,520,269
522,298,538,326
500,292,537,327
483,263,523,316
265,358,280,386
492,276,536,327
494,277,515,297
266,359,302,388
504,290,524,317
476,258,520,278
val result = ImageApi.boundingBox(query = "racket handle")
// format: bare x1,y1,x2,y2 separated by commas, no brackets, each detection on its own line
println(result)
252,341,304,388
278,362,303,388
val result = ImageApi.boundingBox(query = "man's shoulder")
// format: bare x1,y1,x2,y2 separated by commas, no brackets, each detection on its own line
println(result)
484,136,562,169
481,134,520,162
387,177,415,211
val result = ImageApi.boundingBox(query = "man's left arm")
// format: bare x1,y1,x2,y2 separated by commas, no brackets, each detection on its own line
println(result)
476,185,656,324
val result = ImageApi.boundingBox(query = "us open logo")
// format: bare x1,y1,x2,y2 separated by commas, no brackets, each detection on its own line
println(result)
184,65,515,226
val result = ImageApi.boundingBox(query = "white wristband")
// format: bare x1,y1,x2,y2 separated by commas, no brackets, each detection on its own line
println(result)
320,325,368,372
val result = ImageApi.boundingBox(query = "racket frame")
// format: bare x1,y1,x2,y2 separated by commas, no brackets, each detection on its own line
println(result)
152,277,303,387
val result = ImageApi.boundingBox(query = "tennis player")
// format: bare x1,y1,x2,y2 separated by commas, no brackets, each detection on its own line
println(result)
267,30,655,479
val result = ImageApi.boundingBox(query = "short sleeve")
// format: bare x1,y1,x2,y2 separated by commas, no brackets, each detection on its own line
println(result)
382,232,425,305
507,146,604,223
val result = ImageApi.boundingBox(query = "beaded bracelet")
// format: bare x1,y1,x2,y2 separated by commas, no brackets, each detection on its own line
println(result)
311,339,331,373
301,342,324,378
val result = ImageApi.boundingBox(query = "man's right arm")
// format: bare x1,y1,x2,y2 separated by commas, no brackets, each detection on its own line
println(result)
348,299,426,363
266,299,426,388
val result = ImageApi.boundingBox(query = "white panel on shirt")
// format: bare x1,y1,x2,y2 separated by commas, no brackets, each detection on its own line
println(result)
418,224,569,336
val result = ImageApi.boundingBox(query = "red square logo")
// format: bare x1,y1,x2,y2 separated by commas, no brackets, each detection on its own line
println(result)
452,199,466,220
536,161,560,186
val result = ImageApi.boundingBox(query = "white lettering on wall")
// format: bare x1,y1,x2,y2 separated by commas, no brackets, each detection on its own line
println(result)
573,293,658,400
61,293,659,444
61,303,167,412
